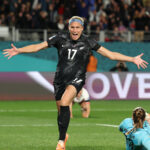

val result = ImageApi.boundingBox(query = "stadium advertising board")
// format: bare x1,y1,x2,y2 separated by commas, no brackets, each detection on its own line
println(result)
86,72,150,100
0,72,150,100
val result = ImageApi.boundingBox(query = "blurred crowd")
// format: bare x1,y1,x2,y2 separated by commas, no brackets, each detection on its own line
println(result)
0,0,150,41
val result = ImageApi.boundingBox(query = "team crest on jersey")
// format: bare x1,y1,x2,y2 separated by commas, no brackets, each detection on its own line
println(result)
79,46,85,50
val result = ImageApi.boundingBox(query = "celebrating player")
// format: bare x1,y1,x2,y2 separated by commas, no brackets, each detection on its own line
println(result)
119,107,150,150
70,88,90,118
2,16,148,150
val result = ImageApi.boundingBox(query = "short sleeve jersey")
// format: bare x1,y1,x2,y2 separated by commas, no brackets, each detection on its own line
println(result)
47,32,101,83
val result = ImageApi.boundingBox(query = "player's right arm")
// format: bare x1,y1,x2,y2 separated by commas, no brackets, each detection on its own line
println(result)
3,41,48,59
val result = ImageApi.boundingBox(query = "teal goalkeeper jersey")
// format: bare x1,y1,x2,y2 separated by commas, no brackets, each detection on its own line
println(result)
119,118,150,150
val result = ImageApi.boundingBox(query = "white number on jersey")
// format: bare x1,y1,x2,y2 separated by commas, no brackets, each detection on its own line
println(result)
68,49,77,60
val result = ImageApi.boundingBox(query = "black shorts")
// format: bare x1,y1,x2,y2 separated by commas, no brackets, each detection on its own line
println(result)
54,77,85,101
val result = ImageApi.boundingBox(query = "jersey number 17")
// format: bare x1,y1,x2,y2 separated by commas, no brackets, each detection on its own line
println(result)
68,49,77,60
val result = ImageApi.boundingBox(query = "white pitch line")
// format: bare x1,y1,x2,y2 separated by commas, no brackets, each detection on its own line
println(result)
96,123,118,128
0,125,24,127
0,109,57,112
0,123,118,128
0,124,53,127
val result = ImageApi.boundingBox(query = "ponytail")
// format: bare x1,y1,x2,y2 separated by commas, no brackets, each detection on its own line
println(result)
125,107,146,136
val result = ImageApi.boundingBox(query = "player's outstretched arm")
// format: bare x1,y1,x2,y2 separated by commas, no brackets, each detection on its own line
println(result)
132,53,148,69
3,41,48,59
97,46,148,69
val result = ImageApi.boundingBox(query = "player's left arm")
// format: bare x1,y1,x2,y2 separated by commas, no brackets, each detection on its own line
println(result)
97,46,148,69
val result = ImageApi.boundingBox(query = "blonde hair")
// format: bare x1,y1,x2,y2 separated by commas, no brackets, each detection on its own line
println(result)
69,16,84,26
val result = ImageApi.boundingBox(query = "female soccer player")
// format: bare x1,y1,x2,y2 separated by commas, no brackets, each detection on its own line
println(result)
3,16,148,150
119,107,150,150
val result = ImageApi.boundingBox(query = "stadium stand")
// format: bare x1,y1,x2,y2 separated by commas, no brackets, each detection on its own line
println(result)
0,0,149,72
0,26,9,39
0,0,149,41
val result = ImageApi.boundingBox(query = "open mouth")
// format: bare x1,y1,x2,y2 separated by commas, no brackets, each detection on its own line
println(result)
72,33,78,36
71,32,80,40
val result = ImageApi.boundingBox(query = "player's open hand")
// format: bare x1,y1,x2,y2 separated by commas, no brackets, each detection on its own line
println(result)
3,44,19,59
133,53,148,69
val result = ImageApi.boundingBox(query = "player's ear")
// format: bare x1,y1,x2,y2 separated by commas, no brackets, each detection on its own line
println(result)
82,26,84,31
81,26,84,32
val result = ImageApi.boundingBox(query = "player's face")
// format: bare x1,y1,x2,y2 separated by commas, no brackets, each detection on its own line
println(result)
69,22,83,40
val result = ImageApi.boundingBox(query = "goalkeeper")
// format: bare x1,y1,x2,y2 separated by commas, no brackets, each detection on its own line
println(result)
119,107,150,150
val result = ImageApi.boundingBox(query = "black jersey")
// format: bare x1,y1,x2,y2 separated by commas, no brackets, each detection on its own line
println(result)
47,32,101,83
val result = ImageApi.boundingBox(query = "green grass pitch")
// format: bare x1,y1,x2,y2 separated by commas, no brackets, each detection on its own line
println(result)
0,100,150,150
